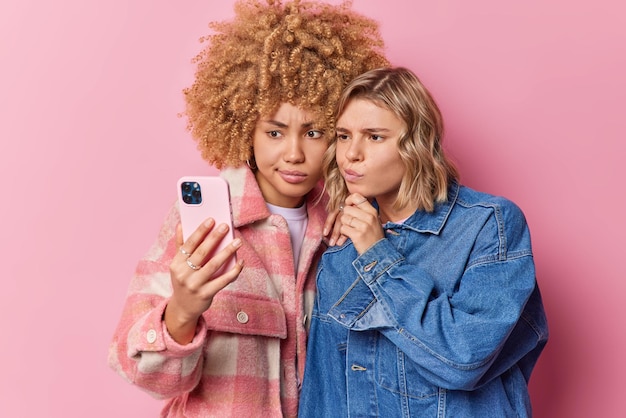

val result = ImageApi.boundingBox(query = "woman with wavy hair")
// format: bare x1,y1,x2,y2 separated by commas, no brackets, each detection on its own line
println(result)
299,67,548,417
108,1,387,416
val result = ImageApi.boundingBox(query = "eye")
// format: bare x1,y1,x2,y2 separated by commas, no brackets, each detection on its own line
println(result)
370,134,383,142
306,130,324,139
336,133,349,141
267,130,282,138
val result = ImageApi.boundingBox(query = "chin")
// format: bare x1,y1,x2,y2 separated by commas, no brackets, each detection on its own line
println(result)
346,185,364,194
281,184,312,198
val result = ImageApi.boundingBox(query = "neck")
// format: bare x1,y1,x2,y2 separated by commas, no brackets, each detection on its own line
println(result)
377,201,417,224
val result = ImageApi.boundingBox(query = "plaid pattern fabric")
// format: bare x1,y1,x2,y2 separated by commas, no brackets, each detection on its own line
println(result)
109,166,326,417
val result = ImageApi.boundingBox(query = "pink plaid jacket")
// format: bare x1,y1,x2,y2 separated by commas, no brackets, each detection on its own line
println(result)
109,166,327,417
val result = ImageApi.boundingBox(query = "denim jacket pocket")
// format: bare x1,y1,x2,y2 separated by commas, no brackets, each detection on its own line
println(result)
377,336,439,399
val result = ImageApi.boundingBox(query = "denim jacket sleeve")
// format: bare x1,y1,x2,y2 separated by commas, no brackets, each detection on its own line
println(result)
326,198,546,390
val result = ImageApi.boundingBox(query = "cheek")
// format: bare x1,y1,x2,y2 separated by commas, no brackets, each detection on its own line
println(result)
335,143,347,163
306,142,329,167
252,139,278,165
380,161,406,187
251,134,266,161
252,148,271,166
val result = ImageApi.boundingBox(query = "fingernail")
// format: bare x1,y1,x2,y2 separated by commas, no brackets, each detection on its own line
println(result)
232,238,242,248
323,227,328,236
219,223,228,232
329,238,336,246
204,218,214,227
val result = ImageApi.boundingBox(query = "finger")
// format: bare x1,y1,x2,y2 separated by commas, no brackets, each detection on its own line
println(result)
342,214,358,229
335,234,348,246
345,193,369,207
200,259,245,297
338,213,356,236
183,218,217,255
191,222,232,265
199,236,242,276
185,258,203,271
175,223,184,247
323,208,340,237
342,200,377,224
340,208,361,226
185,224,232,275
175,223,194,260
342,205,381,230
179,246,192,258
184,236,243,290
329,212,345,246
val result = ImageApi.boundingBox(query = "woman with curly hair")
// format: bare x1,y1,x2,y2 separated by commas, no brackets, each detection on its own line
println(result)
108,1,387,416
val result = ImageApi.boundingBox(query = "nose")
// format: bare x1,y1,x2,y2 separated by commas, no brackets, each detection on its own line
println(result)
344,138,363,162
283,135,305,163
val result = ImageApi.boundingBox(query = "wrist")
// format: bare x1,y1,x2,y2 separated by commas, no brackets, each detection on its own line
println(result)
164,301,200,344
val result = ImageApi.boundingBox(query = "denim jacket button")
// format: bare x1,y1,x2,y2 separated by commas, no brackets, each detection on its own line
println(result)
364,261,377,272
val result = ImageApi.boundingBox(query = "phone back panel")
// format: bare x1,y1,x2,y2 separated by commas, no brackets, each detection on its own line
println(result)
177,176,235,270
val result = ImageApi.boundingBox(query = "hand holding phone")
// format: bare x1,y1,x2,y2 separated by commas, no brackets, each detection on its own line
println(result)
166,176,241,344
177,176,236,272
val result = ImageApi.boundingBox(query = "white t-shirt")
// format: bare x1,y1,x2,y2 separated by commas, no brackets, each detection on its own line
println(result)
266,202,308,270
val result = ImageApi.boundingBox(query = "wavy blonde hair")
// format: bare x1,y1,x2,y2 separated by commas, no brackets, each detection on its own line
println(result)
324,67,459,212
183,0,389,169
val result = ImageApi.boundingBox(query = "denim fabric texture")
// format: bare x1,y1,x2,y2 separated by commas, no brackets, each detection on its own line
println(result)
299,182,548,418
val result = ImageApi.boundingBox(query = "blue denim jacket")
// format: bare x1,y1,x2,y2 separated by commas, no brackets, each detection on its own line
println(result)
299,183,548,417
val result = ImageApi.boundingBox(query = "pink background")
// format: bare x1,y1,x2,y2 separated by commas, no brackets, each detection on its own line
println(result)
1,0,624,416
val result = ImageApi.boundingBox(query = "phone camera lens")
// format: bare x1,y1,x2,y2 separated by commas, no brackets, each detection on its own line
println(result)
182,195,192,204
182,183,192,193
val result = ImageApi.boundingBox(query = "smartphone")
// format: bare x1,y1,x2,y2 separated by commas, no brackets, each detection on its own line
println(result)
177,176,236,271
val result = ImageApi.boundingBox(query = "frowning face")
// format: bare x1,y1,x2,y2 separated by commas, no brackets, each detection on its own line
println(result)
335,98,407,210
253,102,328,208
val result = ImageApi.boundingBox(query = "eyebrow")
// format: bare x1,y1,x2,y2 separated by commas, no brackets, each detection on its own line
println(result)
336,127,392,133
263,119,316,129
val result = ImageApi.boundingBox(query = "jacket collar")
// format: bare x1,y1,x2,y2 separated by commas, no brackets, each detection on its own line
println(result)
388,181,459,235
220,166,270,227
220,166,327,229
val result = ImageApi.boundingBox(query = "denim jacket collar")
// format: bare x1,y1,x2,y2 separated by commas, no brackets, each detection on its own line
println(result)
383,181,459,235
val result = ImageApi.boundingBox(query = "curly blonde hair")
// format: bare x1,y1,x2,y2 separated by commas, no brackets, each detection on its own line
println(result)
183,0,388,169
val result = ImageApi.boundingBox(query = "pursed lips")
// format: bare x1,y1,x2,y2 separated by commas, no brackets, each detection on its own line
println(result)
342,167,363,182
